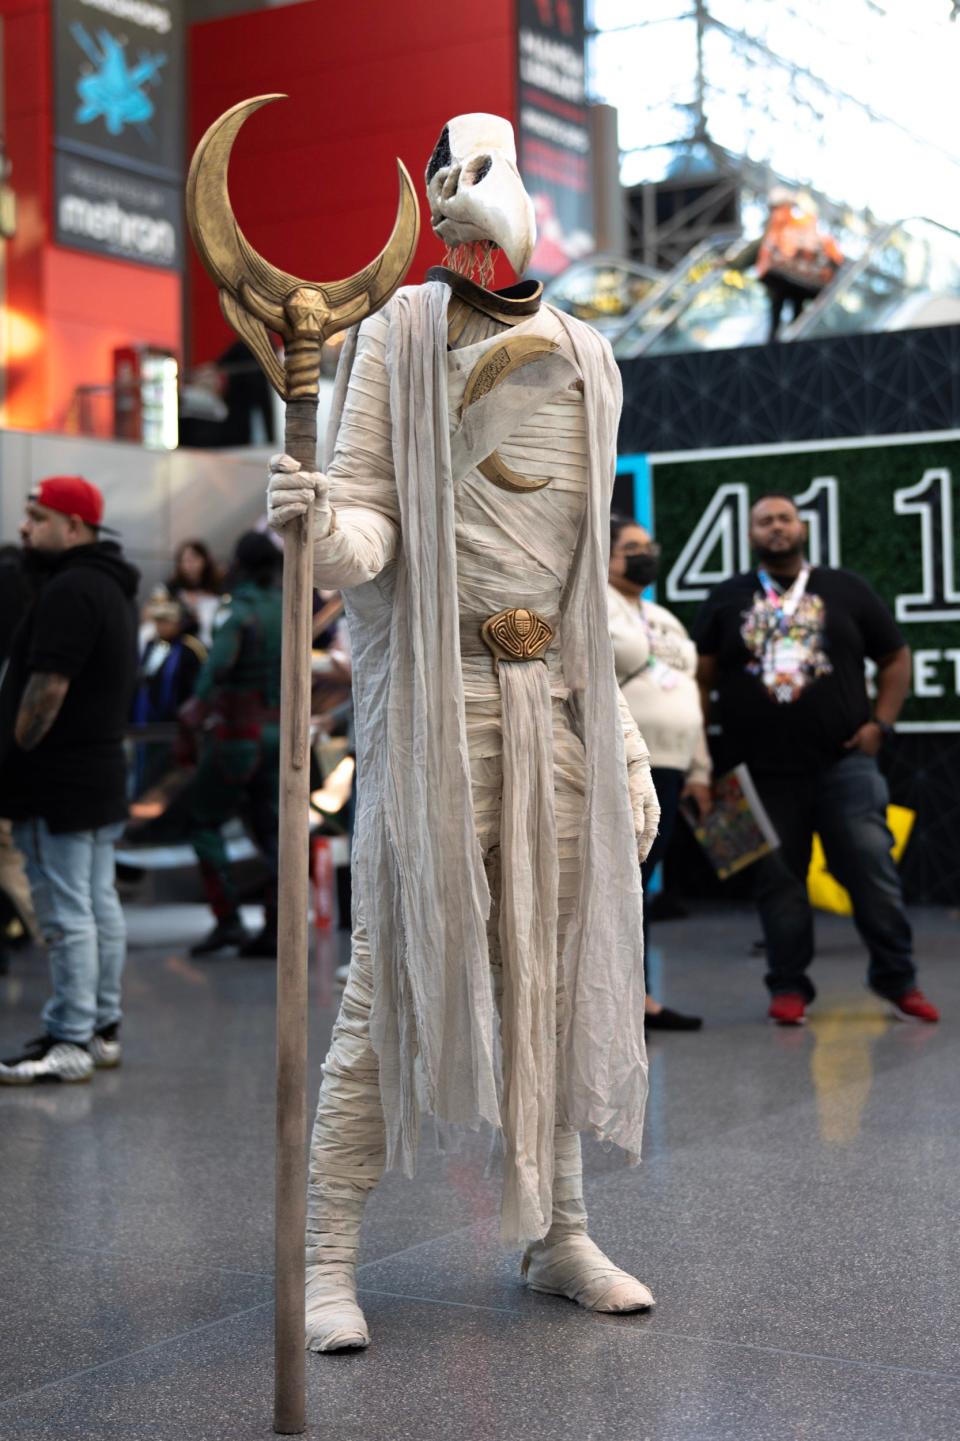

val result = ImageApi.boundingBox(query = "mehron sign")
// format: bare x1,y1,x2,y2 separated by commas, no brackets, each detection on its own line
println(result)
54,153,181,268
52,0,183,268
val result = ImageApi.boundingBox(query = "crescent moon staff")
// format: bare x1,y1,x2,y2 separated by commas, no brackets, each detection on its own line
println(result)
185,95,419,1438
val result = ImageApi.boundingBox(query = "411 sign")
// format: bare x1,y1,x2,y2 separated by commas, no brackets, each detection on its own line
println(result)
617,431,960,732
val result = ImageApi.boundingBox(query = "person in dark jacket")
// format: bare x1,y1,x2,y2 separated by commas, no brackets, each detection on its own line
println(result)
0,545,37,972
0,477,139,1083
186,531,283,959
131,591,207,797
0,543,31,658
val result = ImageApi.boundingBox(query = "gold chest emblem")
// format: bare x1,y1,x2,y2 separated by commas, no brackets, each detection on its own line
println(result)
461,335,561,493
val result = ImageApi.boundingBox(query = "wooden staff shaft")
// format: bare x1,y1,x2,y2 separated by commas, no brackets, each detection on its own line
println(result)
273,397,316,1436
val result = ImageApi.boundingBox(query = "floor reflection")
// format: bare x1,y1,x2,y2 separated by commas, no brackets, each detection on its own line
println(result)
809,1004,889,1145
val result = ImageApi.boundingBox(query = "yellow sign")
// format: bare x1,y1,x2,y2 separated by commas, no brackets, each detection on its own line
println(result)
807,805,915,915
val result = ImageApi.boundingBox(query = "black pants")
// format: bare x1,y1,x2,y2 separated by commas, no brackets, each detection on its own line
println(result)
190,730,280,922
641,766,685,952
751,755,916,1002
762,274,817,341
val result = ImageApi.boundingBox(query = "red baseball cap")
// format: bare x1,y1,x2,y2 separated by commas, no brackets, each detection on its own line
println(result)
29,476,118,534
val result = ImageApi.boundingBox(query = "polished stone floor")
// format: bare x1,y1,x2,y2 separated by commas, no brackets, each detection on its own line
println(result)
0,900,957,1441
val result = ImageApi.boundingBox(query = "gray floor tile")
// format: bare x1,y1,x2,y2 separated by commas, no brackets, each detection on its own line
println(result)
355,1076,960,1372
0,901,956,1439
0,1245,269,1399
3,1294,959,1441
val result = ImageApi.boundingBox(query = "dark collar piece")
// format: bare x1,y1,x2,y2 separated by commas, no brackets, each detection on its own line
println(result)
426,266,543,323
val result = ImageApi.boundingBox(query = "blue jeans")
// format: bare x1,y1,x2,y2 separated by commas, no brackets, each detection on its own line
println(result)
13,819,127,1044
751,755,916,1002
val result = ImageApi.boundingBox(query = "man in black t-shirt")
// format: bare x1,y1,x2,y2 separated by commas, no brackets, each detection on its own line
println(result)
0,477,139,1084
694,493,939,1026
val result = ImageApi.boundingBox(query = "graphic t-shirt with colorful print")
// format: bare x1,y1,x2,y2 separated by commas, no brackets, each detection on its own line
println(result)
694,566,904,774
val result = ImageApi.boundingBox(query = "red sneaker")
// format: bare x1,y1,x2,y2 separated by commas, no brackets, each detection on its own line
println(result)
889,989,940,1024
768,993,807,1026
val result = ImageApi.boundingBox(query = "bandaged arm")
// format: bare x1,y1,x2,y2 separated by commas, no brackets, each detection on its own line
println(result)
618,689,660,863
267,312,400,590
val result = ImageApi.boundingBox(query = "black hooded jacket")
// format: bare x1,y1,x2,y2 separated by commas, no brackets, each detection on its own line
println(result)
0,541,140,832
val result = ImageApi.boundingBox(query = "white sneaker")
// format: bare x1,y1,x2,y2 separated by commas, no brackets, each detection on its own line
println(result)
89,1027,122,1069
0,1035,93,1085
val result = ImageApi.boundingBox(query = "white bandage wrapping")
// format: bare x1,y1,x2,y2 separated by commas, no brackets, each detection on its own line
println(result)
305,931,385,1352
306,692,628,1332
629,758,660,865
308,694,653,1345
521,1129,654,1313
267,453,333,533
618,690,660,863
267,454,400,591
522,1229,656,1312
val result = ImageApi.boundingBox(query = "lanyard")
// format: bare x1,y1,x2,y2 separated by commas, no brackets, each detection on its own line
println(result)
617,601,671,688
636,599,654,650
634,599,681,690
757,564,810,632
636,600,667,669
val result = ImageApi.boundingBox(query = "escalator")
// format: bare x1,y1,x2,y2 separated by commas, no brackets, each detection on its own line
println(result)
545,239,738,350
783,217,960,342
609,217,960,359
612,236,769,358
543,254,663,338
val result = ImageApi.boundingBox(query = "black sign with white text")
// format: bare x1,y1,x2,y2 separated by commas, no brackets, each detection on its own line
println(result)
54,152,182,268
52,0,183,267
517,0,594,278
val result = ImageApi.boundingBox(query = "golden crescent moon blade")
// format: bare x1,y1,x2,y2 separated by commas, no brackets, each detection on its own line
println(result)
186,93,299,299
187,97,419,315
462,337,562,493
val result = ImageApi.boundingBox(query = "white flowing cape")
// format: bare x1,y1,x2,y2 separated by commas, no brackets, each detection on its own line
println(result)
325,281,648,1218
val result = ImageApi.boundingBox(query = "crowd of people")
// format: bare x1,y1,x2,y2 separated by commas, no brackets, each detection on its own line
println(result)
0,463,939,1085
0,477,353,1081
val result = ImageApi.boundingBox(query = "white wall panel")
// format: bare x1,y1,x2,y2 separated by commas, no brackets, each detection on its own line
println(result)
0,429,270,593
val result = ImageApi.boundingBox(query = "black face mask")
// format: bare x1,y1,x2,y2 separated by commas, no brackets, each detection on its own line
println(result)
622,551,660,588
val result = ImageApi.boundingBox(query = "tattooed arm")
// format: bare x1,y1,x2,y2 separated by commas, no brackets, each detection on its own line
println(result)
14,672,70,751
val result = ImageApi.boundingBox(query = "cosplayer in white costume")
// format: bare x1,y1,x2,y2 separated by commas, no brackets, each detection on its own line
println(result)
268,115,660,1353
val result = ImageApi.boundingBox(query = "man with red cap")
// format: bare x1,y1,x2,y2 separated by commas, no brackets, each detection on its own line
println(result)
0,477,139,1084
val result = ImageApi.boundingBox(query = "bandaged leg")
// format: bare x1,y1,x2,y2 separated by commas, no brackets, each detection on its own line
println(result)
522,779,654,1312
306,919,386,1351
521,1128,654,1311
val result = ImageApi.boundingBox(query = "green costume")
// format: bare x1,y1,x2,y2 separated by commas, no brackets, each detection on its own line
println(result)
189,577,283,927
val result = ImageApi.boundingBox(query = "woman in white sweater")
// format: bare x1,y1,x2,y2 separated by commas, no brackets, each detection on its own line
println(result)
608,514,712,1030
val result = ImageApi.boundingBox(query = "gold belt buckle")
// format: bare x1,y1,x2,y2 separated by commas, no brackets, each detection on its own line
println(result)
481,608,555,671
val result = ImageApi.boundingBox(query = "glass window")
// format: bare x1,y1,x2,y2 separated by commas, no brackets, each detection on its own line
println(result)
589,2,960,229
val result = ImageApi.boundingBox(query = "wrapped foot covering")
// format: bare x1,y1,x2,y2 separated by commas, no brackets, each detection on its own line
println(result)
305,1263,369,1352
521,1132,654,1312
305,1179,371,1352
522,1233,655,1313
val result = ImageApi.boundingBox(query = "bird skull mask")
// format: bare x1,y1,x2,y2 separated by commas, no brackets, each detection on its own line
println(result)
425,114,536,279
